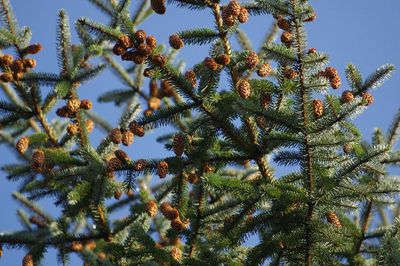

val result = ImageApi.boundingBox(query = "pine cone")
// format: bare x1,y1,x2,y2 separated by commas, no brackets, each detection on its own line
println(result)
143,68,153,78
157,161,169,178
67,99,81,112
260,93,272,109
238,7,249,23
71,241,83,252
188,173,198,184
173,134,185,156
134,30,146,43
308,48,317,54
169,34,184,50
326,212,341,227
343,144,351,154
133,159,146,171
115,149,130,162
86,119,94,133
215,54,230,66
164,208,179,220
170,247,182,261
341,90,354,103
31,149,45,173
203,163,214,173
277,17,290,30
146,200,158,217
29,215,45,227
24,44,42,54
149,80,159,96
112,43,126,56
146,36,157,50
148,97,161,109
330,75,341,89
304,12,317,22
237,79,251,99
151,0,166,14
0,54,13,66
171,217,189,231
129,121,145,137
110,128,122,144
67,123,78,135
117,35,133,49
13,72,23,81
56,106,70,117
22,254,34,266
80,99,92,110
226,1,241,16
362,92,374,106
171,236,181,246
281,32,293,44
222,9,235,27
98,252,106,259
184,69,197,87
122,130,134,146
204,57,218,70
11,60,24,73
0,245,2,259
24,58,36,69
257,63,272,77
85,240,96,250
16,136,29,154
107,157,122,172
159,202,171,215
284,68,297,80
245,51,259,69
324,66,338,79
114,190,123,200
152,54,167,67
144,109,153,116
0,72,13,83
122,51,146,64
137,43,152,56
313,98,323,118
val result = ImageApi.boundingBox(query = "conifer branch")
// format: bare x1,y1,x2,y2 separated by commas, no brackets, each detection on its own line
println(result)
189,183,203,257
355,199,374,255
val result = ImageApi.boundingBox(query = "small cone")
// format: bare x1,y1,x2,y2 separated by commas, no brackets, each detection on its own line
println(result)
112,43,126,56
257,63,272,77
122,51,146,64
343,144,351,154
153,54,167,67
308,48,317,54
280,32,293,44
215,54,230,66
56,106,70,117
24,44,42,54
204,57,218,70
80,99,92,110
110,128,122,144
0,72,13,83
330,76,341,89
114,190,123,200
67,124,78,135
226,1,241,16
260,93,272,109
67,99,81,112
222,9,235,27
277,17,290,30
11,60,24,73
98,253,106,259
173,134,185,156
107,157,122,172
149,80,159,96
143,68,153,77
324,67,338,79
159,202,171,215
169,34,184,50
237,80,251,99
115,149,130,162
188,173,198,184
304,12,316,22
151,0,166,14
341,90,354,103
117,35,133,49
313,99,323,118
184,69,197,87
134,30,146,43
170,246,182,261
326,212,341,227
148,97,161,109
129,121,145,137
284,68,297,80
146,36,157,50
146,200,158,217
164,208,179,220
245,51,259,69
137,43,152,56
171,217,189,231
71,241,83,252
1,54,13,66
16,136,29,154
157,160,169,178
238,7,249,23
31,149,45,173
362,93,374,106
133,159,146,171
22,254,34,266
122,130,134,146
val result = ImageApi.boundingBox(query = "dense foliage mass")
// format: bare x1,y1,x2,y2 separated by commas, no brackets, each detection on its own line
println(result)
0,0,399,265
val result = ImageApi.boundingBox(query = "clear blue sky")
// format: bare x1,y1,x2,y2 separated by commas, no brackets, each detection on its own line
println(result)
0,0,399,265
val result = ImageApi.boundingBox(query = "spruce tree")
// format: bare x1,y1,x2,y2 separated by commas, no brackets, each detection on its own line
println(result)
0,0,399,265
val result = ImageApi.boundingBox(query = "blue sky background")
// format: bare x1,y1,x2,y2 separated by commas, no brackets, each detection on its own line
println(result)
0,0,399,265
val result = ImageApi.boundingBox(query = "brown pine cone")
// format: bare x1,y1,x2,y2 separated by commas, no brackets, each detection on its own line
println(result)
184,69,197,87
146,200,158,217
204,57,218,70
326,212,341,227
203,163,214,173
245,51,259,69
260,93,272,109
160,80,175,97
146,36,157,50
149,80,159,96
222,9,235,27
152,54,167,67
188,173,198,184
133,159,146,171
257,63,272,77
11,60,24,73
16,136,29,154
80,99,92,110
0,245,2,259
215,54,230,66
159,202,171,215
173,134,185,156
170,246,182,261
330,75,341,89
313,98,323,118
148,97,161,109
22,254,34,266
122,51,147,64
324,66,338,79
85,240,96,250
171,236,181,246
67,99,81,112
144,109,153,116
71,241,83,252
114,190,123,200
110,128,122,144
308,48,317,54
86,119,94,133
343,144,351,154
137,43,152,56
341,90,354,103
115,149,130,162
171,217,189,231
169,34,184,50
164,208,179,220
67,123,78,135
56,106,70,117
0,72,13,83
31,149,45,173
143,68,153,78
117,35,134,49
24,44,42,54
362,92,374,106
157,160,169,178
107,157,122,172
98,252,106,259
151,0,166,14
281,32,293,44
0,54,13,66
122,130,134,146
277,17,290,30
112,43,126,56
13,72,23,81
284,68,297,80
129,121,145,137
237,79,251,99
238,7,249,23
226,1,241,16
134,30,146,43
304,12,317,22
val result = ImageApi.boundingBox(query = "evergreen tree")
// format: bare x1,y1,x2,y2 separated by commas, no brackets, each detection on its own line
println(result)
0,0,399,265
